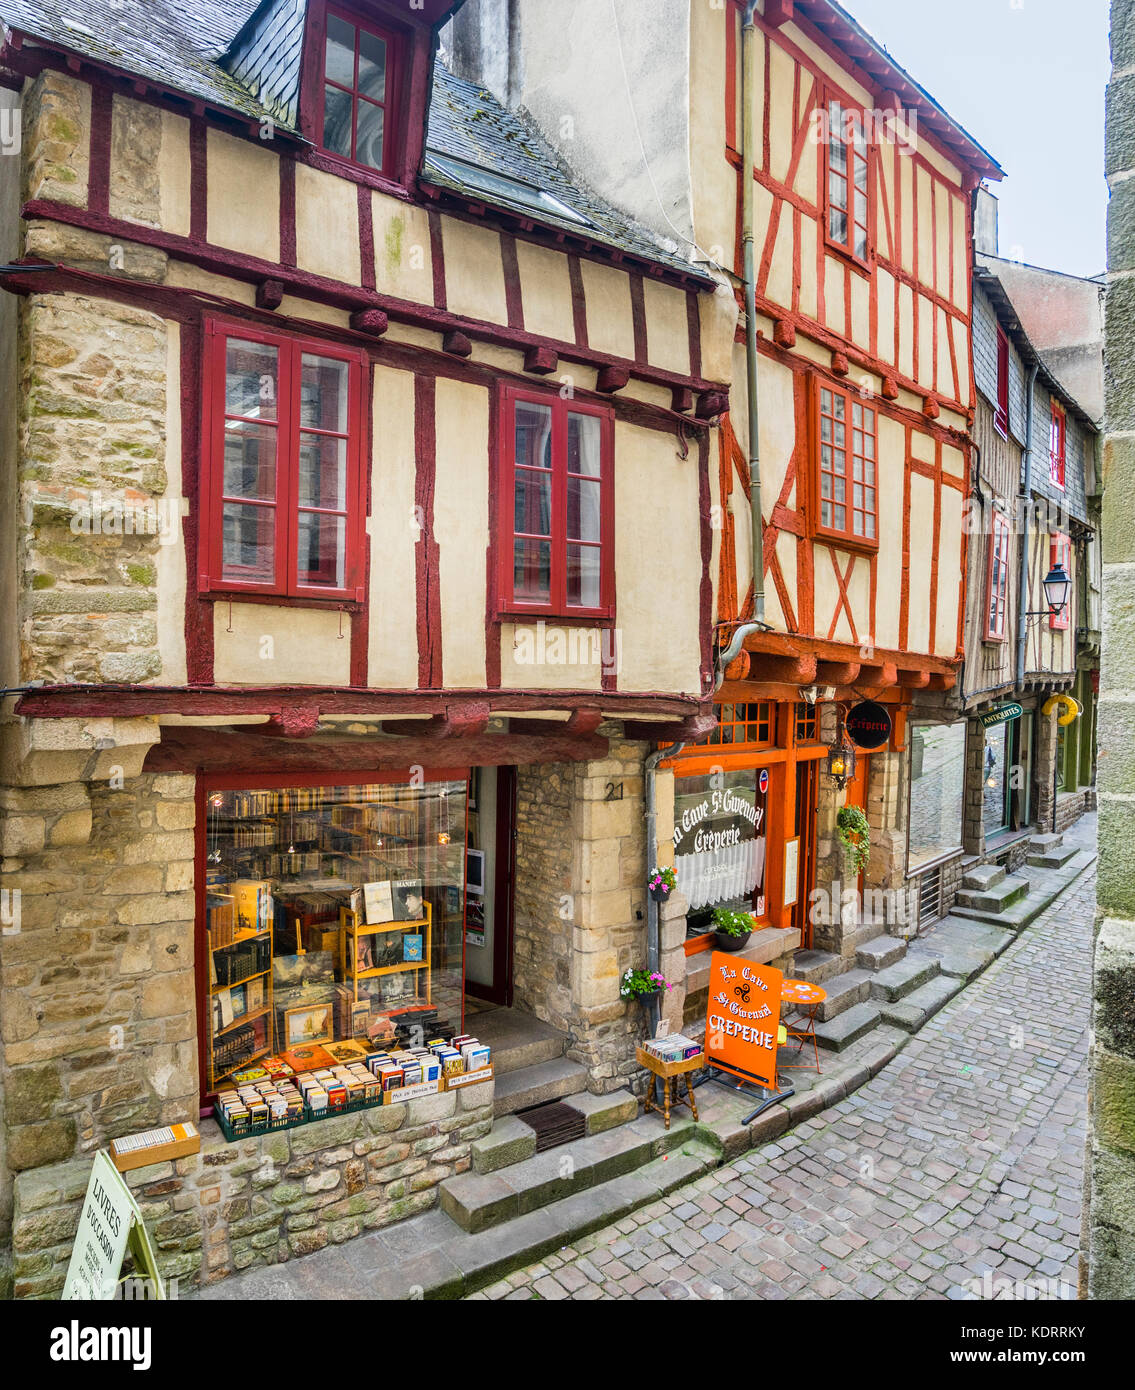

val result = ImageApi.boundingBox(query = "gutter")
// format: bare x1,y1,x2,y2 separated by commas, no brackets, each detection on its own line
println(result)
741,0,765,623
1015,363,1039,688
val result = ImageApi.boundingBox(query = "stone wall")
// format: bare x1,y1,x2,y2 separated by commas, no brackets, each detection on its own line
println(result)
1091,0,1135,1298
512,738,655,1094
10,1086,492,1298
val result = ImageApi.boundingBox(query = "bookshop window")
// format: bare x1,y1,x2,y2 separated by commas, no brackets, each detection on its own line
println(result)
203,778,467,1095
673,768,768,940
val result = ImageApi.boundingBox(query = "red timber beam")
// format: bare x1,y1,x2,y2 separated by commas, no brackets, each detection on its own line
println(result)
735,629,957,686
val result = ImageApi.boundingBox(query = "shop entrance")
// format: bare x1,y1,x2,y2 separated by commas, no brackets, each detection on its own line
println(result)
463,766,517,1008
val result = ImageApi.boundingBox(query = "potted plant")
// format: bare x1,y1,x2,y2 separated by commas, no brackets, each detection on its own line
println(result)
712,907,755,952
836,805,871,878
620,967,671,1003
648,865,677,903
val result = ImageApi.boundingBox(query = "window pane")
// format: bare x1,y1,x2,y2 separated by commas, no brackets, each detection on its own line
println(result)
865,510,875,538
358,29,387,102
567,545,601,608
515,402,552,469
833,475,845,502
854,154,868,191
830,138,846,175
820,472,831,499
355,98,385,172
513,538,551,602
325,16,356,85
223,422,277,502
820,415,832,443
820,389,832,413
567,476,601,543
568,412,601,476
323,85,353,157
298,434,347,510
297,512,346,588
226,339,278,420
821,500,832,526
907,722,966,870
223,503,275,582
829,208,848,244
854,225,868,260
833,395,845,419
300,355,349,432
832,504,846,529
514,468,551,536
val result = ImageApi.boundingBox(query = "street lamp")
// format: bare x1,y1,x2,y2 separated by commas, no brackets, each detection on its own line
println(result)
825,734,856,791
1024,562,1071,621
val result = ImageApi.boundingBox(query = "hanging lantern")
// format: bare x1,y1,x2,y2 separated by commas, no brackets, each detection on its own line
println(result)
1042,562,1071,618
826,735,856,791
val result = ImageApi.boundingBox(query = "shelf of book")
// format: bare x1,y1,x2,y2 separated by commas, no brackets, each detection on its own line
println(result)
209,968,270,995
207,880,274,1092
215,1003,273,1034
341,902,431,1014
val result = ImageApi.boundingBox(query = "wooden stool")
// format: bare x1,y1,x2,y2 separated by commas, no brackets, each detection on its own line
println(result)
636,1046,704,1129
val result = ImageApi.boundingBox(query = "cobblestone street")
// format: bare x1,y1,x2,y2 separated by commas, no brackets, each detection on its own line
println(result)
473,856,1095,1301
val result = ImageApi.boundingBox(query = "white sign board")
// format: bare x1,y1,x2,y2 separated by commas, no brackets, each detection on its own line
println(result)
62,1151,162,1300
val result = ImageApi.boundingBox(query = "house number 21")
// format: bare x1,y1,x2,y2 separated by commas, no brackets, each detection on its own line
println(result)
605,782,623,801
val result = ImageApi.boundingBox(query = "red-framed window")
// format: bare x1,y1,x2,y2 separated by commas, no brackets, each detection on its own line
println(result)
1049,401,1066,489
319,7,401,176
985,510,1010,642
994,325,1010,438
817,383,878,544
200,320,368,602
826,100,870,262
496,386,615,619
1050,532,1072,631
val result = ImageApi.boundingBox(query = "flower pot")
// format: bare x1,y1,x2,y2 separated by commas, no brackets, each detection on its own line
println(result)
714,930,751,953
649,884,671,904
624,987,661,1005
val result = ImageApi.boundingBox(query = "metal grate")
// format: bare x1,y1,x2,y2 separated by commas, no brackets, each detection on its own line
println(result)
917,866,945,930
516,1100,586,1153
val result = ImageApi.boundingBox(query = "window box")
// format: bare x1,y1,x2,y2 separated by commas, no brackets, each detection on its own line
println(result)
494,385,615,621
199,320,368,603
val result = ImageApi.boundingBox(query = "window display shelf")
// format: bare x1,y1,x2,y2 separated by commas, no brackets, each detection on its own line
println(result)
215,1004,273,1034
354,961,429,981
210,967,271,995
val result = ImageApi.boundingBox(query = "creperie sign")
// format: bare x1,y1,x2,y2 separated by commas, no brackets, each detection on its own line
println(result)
673,787,763,854
705,952,782,1089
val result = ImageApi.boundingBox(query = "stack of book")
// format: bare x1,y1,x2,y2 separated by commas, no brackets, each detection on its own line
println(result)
641,1034,702,1064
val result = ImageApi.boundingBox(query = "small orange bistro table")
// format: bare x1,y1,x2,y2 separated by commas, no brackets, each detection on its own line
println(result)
636,1045,703,1130
779,978,826,1073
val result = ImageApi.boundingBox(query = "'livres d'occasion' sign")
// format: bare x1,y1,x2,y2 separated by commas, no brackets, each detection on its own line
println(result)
705,952,783,1090
62,1150,163,1300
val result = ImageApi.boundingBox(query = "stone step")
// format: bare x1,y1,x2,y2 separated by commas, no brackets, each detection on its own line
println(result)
878,974,963,1033
855,935,907,971
868,954,941,1002
1029,832,1064,852
905,917,1014,982
491,1057,588,1117
1026,843,1078,870
562,1089,638,1136
471,1116,538,1174
954,874,1030,914
812,1001,883,1052
440,1112,716,1232
839,919,887,956
471,1011,567,1077
813,968,872,1022
790,949,843,984
962,862,1007,892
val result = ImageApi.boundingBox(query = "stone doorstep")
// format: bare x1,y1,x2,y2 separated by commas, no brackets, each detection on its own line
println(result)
811,1000,883,1052
562,1088,638,1136
868,953,941,1002
1029,832,1065,852
905,918,1015,982
838,918,886,957
440,1112,718,1233
951,850,1096,932
877,973,964,1033
1026,844,1079,870
962,862,1007,893
790,948,843,984
813,968,872,1022
491,1056,588,1118
469,1010,567,1077
954,874,1031,913
855,935,907,971
471,1116,537,1175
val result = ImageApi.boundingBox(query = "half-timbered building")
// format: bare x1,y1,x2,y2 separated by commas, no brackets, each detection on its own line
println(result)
0,0,737,1293
446,0,1003,1030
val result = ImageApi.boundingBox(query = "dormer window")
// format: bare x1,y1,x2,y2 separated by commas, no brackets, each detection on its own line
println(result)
320,9,399,175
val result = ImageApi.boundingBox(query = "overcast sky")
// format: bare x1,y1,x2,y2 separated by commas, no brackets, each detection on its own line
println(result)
842,0,1110,277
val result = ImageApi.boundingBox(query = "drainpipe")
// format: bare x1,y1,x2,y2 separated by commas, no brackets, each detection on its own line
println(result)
1015,363,1039,690
741,0,765,623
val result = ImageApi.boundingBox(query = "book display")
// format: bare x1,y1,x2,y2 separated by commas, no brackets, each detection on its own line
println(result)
203,779,468,1118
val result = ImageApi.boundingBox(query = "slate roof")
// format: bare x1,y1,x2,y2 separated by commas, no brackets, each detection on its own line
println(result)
0,0,708,281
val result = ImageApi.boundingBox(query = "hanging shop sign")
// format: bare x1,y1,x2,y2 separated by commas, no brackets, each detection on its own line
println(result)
845,701,892,750
673,777,767,913
980,702,1024,729
62,1150,164,1300
705,953,782,1089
